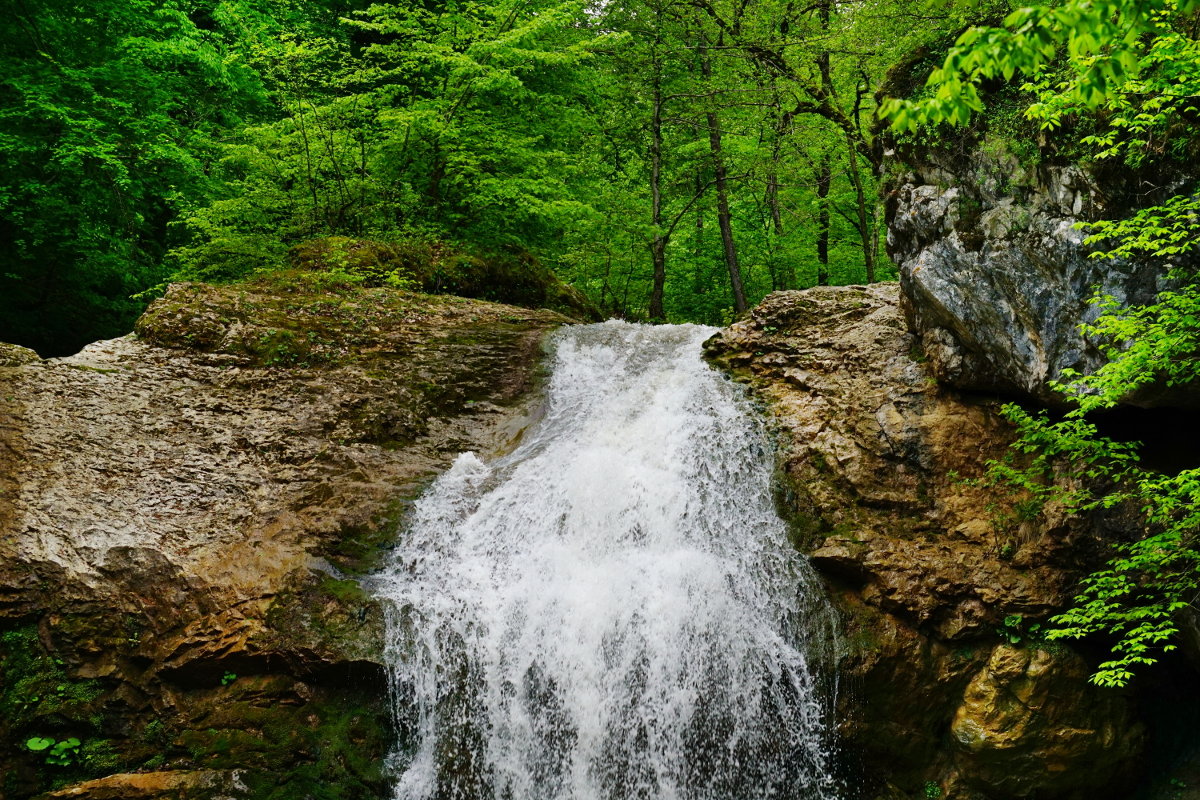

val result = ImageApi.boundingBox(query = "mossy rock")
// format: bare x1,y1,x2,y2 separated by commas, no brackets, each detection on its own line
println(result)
286,237,428,290
257,570,385,667
0,624,124,797
170,681,392,800
286,236,601,321
132,284,230,351
0,342,42,366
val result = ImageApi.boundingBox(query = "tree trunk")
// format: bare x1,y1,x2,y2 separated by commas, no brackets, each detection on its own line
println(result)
699,42,747,315
766,86,794,290
813,0,875,283
765,166,791,290
648,71,667,321
711,150,747,313
843,134,876,283
815,153,831,286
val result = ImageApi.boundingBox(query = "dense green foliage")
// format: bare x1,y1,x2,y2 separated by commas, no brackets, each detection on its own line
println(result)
1,0,972,353
0,0,280,354
893,0,1200,685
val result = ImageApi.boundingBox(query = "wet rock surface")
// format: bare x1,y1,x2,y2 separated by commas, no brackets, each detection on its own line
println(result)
705,283,1145,800
40,770,245,799
0,281,568,798
886,145,1194,407
948,644,1141,798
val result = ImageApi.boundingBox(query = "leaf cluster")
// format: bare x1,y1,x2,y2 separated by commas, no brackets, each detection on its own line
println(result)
884,0,1200,134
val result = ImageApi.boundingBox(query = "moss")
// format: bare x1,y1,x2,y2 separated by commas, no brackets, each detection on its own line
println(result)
327,495,412,575
980,95,1044,171
179,689,392,800
772,480,829,552
782,511,827,552
846,623,883,656
835,598,888,657
239,327,341,368
141,718,171,747
285,236,599,321
258,570,384,669
0,626,105,727
319,575,372,606
78,739,121,774
0,624,128,795
141,753,166,770
137,274,570,375
286,236,425,291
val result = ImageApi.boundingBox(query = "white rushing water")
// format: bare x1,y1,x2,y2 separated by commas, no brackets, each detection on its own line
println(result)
376,321,841,800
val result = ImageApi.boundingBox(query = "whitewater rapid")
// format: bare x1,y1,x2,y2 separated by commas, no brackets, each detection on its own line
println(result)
375,321,841,800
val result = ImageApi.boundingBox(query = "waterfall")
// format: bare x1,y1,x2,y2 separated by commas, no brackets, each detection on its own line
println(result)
375,321,841,800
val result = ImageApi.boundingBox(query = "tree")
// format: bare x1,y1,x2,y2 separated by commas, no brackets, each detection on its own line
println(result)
0,0,922,352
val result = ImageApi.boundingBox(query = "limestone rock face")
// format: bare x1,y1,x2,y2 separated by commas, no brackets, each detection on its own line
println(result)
949,645,1142,799
886,146,1193,407
704,284,1144,799
0,281,568,799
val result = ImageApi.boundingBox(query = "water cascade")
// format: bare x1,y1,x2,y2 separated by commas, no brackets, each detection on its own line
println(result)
375,322,842,800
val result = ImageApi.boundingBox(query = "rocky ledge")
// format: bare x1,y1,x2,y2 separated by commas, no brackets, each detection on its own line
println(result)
705,283,1146,800
0,280,569,798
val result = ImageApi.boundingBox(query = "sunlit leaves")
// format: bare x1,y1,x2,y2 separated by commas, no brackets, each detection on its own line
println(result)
992,396,1200,686
883,0,1197,134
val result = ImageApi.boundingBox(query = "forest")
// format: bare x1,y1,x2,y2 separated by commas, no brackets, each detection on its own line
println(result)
1,0,984,356
5,1,1200,797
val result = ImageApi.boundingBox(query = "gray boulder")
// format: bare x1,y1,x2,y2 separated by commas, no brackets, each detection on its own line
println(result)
887,144,1191,407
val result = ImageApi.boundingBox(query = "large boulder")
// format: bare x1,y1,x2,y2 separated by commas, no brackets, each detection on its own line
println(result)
0,280,569,799
704,284,1145,800
886,143,1196,408
948,644,1141,798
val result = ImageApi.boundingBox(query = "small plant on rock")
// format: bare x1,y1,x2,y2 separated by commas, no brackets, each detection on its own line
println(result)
26,736,82,766
998,614,1044,646
25,736,54,753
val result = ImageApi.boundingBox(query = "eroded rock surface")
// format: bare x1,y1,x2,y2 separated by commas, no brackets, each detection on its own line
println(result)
0,281,568,798
948,644,1141,798
704,283,1144,800
41,770,244,799
887,145,1194,407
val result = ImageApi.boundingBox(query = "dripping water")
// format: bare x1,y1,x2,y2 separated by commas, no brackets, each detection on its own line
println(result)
374,321,842,800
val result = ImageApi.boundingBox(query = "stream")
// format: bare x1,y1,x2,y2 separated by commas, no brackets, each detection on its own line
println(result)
374,321,842,800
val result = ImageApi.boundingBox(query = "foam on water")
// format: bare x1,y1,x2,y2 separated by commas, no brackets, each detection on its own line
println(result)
375,321,841,800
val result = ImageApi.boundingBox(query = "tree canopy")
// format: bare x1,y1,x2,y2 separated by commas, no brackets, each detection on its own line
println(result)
2,0,961,353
